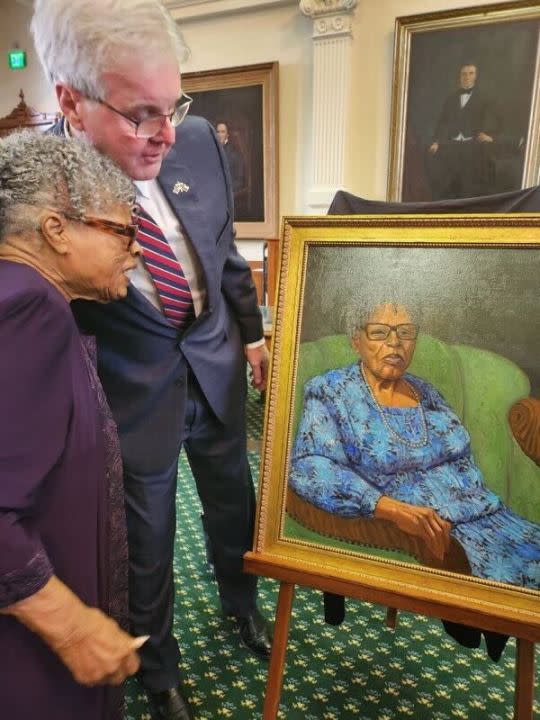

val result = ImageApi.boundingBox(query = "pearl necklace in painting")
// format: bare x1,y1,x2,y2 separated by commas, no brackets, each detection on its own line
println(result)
360,363,429,448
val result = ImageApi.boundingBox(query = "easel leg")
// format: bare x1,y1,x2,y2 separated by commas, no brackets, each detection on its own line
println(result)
514,638,535,720
263,582,296,720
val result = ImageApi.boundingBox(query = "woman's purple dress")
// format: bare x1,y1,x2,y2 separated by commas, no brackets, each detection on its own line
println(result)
0,261,128,720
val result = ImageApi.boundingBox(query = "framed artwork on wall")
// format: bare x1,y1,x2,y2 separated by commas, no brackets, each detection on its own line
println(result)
248,215,540,656
182,62,279,239
387,1,540,202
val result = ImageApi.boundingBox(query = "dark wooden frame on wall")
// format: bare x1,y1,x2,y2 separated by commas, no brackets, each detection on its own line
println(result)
387,1,540,202
245,214,540,720
182,62,279,239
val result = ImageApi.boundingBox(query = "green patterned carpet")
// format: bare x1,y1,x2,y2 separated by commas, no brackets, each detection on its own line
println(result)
125,388,539,719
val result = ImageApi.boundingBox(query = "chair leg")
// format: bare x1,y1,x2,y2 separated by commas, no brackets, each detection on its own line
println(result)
385,607,398,630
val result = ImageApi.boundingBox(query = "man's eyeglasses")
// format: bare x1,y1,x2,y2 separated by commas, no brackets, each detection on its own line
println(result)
364,323,418,341
94,93,193,138
64,214,139,250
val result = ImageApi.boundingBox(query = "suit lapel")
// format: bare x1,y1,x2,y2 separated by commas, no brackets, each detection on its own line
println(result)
158,152,219,309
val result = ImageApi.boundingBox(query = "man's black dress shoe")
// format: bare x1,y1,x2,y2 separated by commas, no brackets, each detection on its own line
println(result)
235,608,273,659
148,685,194,720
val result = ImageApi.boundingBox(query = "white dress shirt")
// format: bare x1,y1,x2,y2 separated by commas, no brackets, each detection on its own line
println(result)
454,91,473,141
460,91,472,109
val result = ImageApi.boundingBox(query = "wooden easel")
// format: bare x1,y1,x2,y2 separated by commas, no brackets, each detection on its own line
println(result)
243,556,538,720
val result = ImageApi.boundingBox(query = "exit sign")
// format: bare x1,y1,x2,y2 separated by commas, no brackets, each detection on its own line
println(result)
8,50,26,70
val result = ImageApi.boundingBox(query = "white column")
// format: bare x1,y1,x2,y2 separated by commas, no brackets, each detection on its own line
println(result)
300,0,357,212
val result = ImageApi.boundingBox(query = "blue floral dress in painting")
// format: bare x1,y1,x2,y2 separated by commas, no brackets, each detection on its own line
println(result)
289,363,540,589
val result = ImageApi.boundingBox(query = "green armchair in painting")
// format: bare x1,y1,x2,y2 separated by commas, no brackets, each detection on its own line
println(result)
286,332,540,577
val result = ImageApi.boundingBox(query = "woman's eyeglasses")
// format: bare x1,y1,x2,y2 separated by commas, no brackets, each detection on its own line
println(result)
364,323,418,341
64,214,139,249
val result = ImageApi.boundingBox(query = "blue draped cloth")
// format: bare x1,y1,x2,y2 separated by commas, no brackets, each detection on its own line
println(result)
290,363,540,588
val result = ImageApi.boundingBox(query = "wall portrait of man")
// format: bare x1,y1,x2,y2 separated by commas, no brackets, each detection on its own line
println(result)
216,121,247,196
186,86,263,221
388,5,540,202
182,63,278,238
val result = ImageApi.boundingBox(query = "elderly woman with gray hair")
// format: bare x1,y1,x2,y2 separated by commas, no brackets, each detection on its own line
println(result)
0,132,143,720
290,300,540,593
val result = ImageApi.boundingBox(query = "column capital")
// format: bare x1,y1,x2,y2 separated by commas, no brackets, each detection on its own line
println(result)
299,0,357,17
299,0,357,37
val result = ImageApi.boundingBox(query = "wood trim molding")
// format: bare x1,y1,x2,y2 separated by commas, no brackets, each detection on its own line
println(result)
165,0,297,22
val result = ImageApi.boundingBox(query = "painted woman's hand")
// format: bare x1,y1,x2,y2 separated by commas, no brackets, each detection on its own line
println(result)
375,496,452,561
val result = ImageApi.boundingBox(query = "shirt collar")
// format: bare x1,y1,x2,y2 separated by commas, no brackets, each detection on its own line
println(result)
134,179,154,199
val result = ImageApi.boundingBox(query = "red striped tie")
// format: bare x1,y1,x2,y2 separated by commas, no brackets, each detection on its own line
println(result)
136,206,195,330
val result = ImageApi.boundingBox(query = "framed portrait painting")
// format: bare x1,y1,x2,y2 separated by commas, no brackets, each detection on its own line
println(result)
387,1,540,202
182,62,278,239
247,215,540,647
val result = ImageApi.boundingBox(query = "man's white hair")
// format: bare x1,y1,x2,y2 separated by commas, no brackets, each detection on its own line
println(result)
31,0,189,99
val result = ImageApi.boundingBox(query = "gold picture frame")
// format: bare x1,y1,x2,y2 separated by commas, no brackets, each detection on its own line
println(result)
182,62,278,239
387,1,540,202
247,215,540,648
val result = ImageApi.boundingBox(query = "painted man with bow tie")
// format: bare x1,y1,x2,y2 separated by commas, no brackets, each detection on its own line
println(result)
427,63,499,200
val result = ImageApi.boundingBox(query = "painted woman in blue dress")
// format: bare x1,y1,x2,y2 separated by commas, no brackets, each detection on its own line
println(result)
289,302,540,590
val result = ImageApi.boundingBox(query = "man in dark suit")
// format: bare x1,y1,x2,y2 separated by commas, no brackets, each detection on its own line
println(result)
31,2,272,719
428,63,499,200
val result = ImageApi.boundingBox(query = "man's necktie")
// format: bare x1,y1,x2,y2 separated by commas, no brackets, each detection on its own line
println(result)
136,206,195,330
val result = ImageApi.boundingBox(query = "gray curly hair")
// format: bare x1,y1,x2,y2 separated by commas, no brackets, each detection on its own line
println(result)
31,0,189,100
0,131,135,242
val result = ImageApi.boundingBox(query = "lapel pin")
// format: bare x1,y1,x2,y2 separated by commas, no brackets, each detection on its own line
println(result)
173,181,190,194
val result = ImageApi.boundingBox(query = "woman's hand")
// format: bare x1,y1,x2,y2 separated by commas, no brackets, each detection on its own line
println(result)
375,496,452,561
4,576,141,686
50,606,142,686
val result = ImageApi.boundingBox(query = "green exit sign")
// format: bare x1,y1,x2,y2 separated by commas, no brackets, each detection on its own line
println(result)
8,50,26,70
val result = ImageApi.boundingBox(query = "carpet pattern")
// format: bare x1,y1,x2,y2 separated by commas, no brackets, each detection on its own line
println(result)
124,387,539,719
